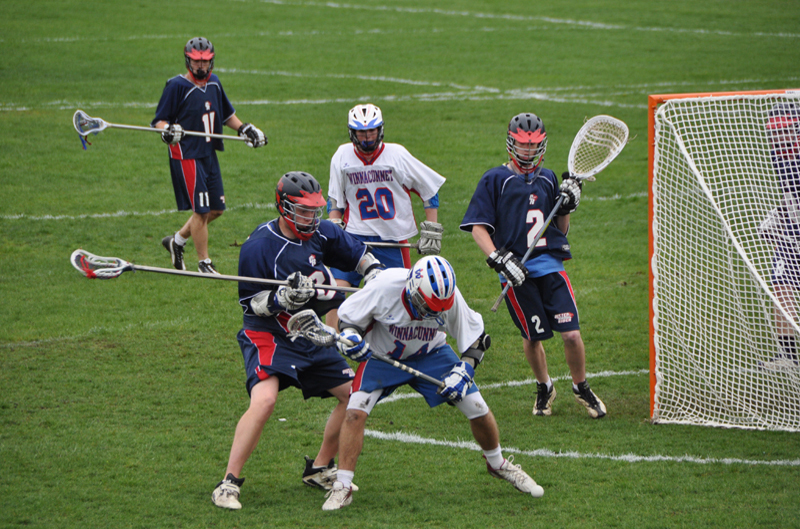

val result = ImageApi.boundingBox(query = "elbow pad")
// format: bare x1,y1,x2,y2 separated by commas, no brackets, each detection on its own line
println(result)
461,332,491,369
250,290,276,317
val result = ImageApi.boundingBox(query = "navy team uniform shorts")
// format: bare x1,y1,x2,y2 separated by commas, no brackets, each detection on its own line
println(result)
168,151,225,214
503,270,581,341
237,328,355,398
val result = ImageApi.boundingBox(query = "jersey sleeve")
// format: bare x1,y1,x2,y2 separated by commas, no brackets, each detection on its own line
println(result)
152,78,181,125
336,283,377,331
318,220,368,271
328,146,347,210
216,77,236,124
237,238,276,315
460,170,498,234
393,145,446,202
442,288,484,353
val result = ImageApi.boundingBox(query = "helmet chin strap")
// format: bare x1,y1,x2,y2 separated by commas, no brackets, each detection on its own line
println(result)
187,68,210,85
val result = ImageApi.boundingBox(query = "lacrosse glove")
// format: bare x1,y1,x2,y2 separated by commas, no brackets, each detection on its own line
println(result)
238,123,267,148
161,123,184,145
487,248,528,287
438,361,475,402
417,220,444,255
557,172,583,215
274,272,315,310
337,328,372,362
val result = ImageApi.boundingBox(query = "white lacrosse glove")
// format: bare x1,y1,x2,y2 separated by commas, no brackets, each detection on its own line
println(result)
238,123,267,148
438,361,475,402
274,272,315,311
486,248,527,287
337,328,372,362
330,218,346,230
161,123,184,145
557,173,582,215
417,221,444,255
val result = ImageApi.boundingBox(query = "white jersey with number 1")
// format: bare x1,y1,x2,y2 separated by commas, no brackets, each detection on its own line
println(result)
336,268,484,360
328,143,446,241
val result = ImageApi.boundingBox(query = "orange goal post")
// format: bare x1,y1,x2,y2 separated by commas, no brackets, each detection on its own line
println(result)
648,88,800,431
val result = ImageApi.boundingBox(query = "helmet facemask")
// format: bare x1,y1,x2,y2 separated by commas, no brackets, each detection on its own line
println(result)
348,104,385,154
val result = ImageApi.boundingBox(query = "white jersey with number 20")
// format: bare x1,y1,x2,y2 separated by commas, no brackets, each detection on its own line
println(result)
328,143,446,241
336,268,484,361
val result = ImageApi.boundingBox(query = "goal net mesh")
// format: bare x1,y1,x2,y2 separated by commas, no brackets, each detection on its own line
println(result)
651,92,800,431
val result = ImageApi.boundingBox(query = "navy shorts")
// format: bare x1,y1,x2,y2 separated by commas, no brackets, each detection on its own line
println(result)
237,328,355,398
332,234,411,285
168,151,225,213
351,344,479,407
503,270,581,341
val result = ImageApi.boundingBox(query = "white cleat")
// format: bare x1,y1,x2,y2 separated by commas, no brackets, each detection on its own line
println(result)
322,481,354,511
487,455,544,498
212,474,244,510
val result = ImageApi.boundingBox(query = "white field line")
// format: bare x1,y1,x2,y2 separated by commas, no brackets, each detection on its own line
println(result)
255,1,800,39
378,369,648,404
3,74,799,113
0,194,642,221
364,429,800,467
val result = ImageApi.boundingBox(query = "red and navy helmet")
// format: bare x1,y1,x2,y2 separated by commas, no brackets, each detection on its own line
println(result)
767,102,799,159
405,256,457,320
275,171,326,241
507,113,547,174
184,37,215,81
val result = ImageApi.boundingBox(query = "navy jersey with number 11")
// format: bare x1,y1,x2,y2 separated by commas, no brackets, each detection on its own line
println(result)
151,73,235,160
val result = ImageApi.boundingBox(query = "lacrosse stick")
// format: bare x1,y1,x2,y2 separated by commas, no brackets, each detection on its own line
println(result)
70,249,360,292
286,309,446,388
490,115,629,312
364,241,418,249
72,110,247,147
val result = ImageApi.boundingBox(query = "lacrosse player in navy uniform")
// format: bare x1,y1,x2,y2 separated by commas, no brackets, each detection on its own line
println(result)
211,171,384,510
320,256,543,511
460,112,606,419
325,103,446,330
759,102,800,369
153,37,266,275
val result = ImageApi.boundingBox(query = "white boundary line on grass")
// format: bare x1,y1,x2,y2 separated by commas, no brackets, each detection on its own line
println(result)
0,193,646,221
364,429,800,467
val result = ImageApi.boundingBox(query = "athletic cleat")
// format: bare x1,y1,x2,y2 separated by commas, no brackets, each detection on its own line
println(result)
322,481,354,511
212,473,245,510
198,260,220,275
486,455,544,498
533,382,556,416
303,456,338,490
161,235,186,271
573,381,607,419
758,353,800,371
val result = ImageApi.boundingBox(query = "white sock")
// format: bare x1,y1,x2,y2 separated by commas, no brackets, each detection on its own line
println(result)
545,378,553,391
337,469,354,488
483,446,504,470
174,232,188,246
200,258,212,265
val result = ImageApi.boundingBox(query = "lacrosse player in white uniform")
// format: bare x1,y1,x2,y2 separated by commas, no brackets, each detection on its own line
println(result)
326,103,446,330
320,256,544,511
460,112,606,419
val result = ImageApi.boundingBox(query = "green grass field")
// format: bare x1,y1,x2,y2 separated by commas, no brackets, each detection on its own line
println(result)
2,1,800,527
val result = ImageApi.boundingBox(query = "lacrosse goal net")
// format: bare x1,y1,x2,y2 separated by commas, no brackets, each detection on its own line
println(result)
649,88,800,431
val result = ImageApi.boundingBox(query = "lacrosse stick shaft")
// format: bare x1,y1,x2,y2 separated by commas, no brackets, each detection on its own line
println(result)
335,333,445,388
490,194,565,313
370,351,446,388
364,241,417,249
108,122,246,141
127,264,360,292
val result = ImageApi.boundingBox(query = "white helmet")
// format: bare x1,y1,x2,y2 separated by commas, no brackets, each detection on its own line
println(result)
405,256,456,319
348,104,384,153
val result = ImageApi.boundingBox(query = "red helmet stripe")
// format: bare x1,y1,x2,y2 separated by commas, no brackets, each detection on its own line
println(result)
509,129,546,143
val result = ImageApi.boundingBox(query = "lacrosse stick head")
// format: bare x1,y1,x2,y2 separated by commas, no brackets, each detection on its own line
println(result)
70,249,133,279
73,110,107,138
567,115,629,182
286,309,338,347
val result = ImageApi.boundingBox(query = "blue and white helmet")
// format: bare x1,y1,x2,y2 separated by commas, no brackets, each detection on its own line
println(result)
405,256,457,320
348,104,384,153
